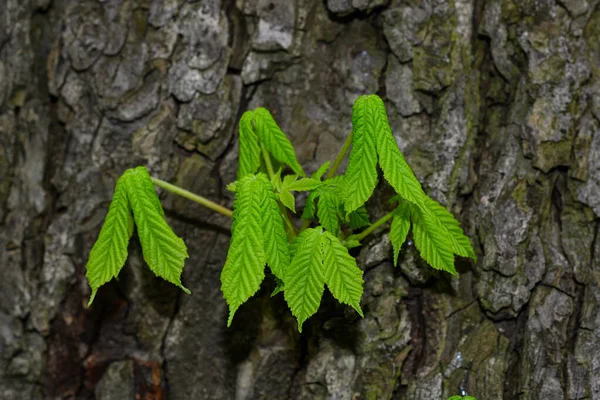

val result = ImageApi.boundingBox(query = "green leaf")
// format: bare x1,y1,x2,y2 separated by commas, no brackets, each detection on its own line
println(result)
237,111,261,179
342,96,379,214
322,232,364,317
260,175,290,280
282,174,298,188
278,189,296,213
271,277,285,297
85,175,134,306
284,227,326,332
253,107,305,176
301,191,319,220
347,206,370,229
409,204,456,275
424,197,476,261
221,174,268,326
226,181,238,193
270,167,283,192
317,192,340,237
368,95,426,208
286,178,324,192
343,239,361,249
289,228,313,259
390,202,411,267
311,161,331,180
124,167,190,293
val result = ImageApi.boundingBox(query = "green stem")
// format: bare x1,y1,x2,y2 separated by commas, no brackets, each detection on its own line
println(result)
151,177,233,218
261,144,276,179
280,204,298,239
353,210,395,242
326,131,353,179
261,144,297,239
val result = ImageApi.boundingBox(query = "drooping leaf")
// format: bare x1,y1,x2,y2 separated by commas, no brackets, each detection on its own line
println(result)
342,96,379,214
85,175,134,306
389,202,411,267
424,197,476,261
409,204,457,275
317,191,340,236
347,206,370,229
311,161,331,180
284,227,326,332
253,107,305,176
322,232,364,317
124,167,190,293
260,175,290,280
237,111,261,179
368,95,426,208
221,174,267,326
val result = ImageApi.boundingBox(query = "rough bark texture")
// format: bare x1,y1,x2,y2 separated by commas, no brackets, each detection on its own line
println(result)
1,0,599,399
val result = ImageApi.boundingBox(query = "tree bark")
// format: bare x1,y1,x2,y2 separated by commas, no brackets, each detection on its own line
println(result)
1,0,599,399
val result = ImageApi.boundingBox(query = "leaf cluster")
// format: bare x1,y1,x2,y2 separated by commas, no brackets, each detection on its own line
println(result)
85,95,476,333
85,167,189,305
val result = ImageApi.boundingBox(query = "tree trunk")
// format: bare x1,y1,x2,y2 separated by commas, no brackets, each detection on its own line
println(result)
1,0,599,399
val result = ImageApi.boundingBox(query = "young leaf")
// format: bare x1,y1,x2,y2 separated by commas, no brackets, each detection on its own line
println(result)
270,167,283,192
124,167,190,293
260,175,290,280
285,178,324,192
278,189,296,213
389,202,411,267
289,228,313,260
86,175,134,306
343,239,361,249
424,197,476,261
282,174,298,188
368,95,426,208
311,161,331,180
271,277,285,297
409,204,457,275
253,107,305,176
237,111,261,179
284,227,326,332
301,191,319,220
221,174,267,326
342,96,379,214
226,181,238,193
322,232,364,317
347,206,370,229
317,192,340,237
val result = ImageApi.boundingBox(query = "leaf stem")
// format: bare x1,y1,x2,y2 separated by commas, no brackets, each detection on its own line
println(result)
151,177,233,218
261,144,297,239
353,210,395,242
261,144,276,179
325,131,353,179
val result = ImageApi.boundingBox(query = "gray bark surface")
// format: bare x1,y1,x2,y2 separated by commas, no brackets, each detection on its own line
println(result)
1,0,599,399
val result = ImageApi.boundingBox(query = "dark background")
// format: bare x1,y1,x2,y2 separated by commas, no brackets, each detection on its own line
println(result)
1,0,599,399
